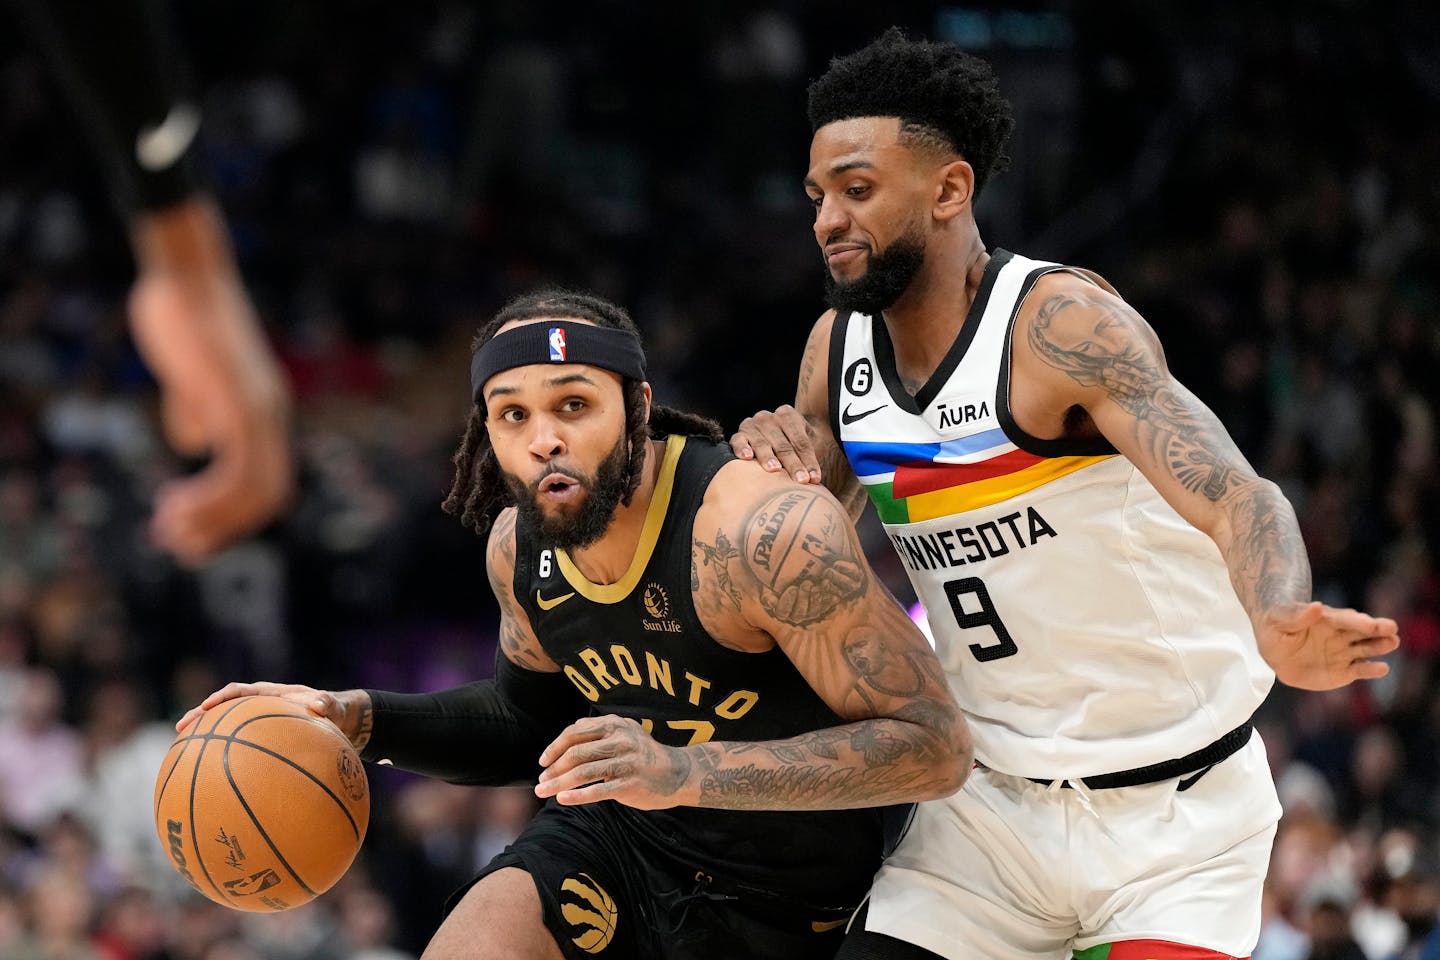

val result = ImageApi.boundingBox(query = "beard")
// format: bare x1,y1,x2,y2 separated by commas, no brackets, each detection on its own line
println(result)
507,434,630,550
823,225,926,316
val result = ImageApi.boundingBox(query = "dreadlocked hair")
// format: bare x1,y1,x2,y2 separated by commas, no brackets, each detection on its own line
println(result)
441,289,725,539
807,26,1014,197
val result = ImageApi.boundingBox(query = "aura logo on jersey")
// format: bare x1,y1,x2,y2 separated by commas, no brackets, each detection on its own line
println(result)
560,872,618,953
935,400,990,430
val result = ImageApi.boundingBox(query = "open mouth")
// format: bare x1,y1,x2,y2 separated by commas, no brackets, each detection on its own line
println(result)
537,472,583,502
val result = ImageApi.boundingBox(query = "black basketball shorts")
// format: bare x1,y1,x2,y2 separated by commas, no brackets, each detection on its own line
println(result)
457,801,856,960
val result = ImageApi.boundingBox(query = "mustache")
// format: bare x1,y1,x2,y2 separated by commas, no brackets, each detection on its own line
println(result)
527,465,586,492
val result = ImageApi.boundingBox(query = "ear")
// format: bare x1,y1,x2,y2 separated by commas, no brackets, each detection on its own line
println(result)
933,159,974,222
640,382,653,422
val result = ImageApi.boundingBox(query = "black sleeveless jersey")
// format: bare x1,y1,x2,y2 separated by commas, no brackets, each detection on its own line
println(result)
513,435,889,907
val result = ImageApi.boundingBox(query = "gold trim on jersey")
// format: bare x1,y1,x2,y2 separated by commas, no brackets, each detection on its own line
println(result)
556,434,686,603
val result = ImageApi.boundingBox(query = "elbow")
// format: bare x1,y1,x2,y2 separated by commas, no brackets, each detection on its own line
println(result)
919,706,973,800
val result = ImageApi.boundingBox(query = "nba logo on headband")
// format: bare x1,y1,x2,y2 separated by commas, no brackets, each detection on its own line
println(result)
548,328,567,361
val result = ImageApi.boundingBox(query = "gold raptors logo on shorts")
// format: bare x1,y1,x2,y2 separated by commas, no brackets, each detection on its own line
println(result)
559,872,618,953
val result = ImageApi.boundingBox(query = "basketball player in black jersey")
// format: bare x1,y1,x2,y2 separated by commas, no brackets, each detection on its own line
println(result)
181,289,970,960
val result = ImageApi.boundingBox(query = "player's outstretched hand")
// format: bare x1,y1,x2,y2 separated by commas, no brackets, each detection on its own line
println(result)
731,405,822,485
129,197,294,566
536,715,693,810
175,681,373,752
1257,601,1401,691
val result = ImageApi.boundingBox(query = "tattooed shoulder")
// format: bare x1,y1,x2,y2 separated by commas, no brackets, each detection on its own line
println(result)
486,509,518,573
1027,289,1166,399
740,488,867,627
484,509,547,670
1027,283,1256,505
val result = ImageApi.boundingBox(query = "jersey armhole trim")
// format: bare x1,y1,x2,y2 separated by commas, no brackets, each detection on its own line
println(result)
827,311,849,446
997,265,1121,459
509,517,543,634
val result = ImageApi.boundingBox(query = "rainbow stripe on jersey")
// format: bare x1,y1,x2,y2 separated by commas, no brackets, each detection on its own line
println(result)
845,427,1114,524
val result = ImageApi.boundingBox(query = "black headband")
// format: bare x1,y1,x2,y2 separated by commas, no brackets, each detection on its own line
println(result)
469,321,647,402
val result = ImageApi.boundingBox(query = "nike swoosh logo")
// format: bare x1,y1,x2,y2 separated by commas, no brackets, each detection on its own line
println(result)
536,590,575,611
135,103,201,171
1176,763,1216,792
811,918,849,933
841,402,887,425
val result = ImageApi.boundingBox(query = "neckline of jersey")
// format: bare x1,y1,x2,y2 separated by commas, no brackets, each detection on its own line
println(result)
869,247,1013,414
554,434,687,604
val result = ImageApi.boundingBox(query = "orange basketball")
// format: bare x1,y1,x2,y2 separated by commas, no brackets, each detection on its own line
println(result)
153,695,370,912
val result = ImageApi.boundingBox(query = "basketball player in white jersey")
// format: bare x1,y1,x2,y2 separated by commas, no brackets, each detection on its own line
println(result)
731,28,1400,960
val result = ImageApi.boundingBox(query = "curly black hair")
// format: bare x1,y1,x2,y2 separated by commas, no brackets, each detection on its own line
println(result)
442,288,723,538
807,27,1015,196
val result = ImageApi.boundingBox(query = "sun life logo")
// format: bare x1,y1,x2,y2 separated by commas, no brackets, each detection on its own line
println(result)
640,581,682,633
642,582,669,619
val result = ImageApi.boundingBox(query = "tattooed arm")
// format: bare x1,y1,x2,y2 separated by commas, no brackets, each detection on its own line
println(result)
731,311,868,521
537,468,969,811
1018,272,1398,690
485,507,563,675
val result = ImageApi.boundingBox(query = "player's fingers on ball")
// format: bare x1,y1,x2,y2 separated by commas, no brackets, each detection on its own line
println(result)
200,682,250,709
308,690,338,715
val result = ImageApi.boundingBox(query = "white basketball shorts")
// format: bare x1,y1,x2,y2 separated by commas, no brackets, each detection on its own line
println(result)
864,731,1282,959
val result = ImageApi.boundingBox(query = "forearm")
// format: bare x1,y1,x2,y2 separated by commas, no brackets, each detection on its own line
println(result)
683,711,967,811
1218,476,1313,625
130,197,238,278
814,425,867,523
362,662,581,786
360,683,547,785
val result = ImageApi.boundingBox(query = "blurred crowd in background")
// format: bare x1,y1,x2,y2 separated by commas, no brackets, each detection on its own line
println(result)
0,2,1437,958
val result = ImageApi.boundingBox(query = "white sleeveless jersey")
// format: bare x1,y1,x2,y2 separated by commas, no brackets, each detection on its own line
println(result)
829,249,1274,779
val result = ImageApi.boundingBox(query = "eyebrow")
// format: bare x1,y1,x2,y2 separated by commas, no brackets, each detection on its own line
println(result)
803,159,877,188
485,372,600,403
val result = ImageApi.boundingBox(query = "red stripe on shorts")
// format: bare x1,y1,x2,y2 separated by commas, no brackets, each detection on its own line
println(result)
1103,941,1245,960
